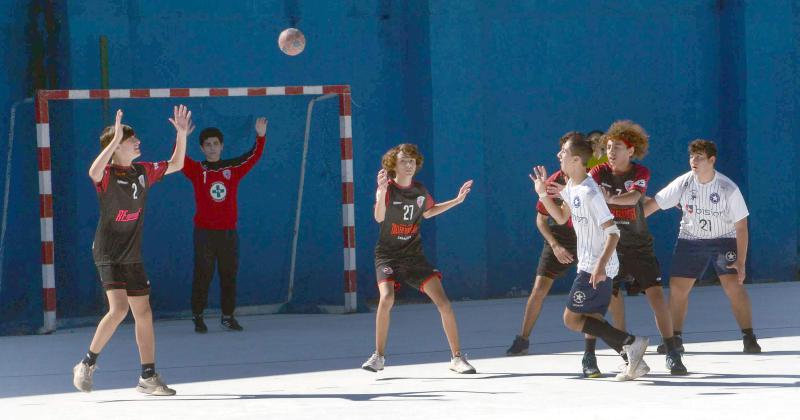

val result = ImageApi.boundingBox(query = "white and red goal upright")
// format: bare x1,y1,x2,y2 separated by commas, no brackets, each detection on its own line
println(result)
34,85,357,333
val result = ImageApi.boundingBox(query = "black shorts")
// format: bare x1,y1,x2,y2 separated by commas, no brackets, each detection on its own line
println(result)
96,263,151,296
566,271,612,315
612,247,662,294
375,255,441,293
535,229,578,279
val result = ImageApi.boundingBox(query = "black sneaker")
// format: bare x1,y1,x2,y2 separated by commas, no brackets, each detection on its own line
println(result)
581,353,602,378
505,335,529,356
743,334,761,353
657,335,684,354
193,314,208,333
221,316,243,331
666,350,688,375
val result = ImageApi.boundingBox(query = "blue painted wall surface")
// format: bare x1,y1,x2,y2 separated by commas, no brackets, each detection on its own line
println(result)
1,0,798,334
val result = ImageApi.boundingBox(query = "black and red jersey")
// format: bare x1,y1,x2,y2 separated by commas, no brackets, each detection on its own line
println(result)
375,180,434,259
535,169,574,233
92,161,168,265
589,162,653,249
182,136,265,230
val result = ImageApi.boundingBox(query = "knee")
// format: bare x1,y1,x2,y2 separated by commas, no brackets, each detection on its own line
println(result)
435,299,454,315
107,306,129,322
378,293,395,310
132,305,152,321
562,311,581,331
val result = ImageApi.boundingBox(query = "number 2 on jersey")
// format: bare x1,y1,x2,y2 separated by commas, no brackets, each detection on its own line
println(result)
131,183,139,200
699,218,711,232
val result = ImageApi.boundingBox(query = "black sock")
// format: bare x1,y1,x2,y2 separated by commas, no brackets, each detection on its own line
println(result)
584,338,597,354
621,352,629,363
141,363,156,379
82,350,99,366
742,328,754,337
674,330,682,337
581,318,632,354
664,336,677,352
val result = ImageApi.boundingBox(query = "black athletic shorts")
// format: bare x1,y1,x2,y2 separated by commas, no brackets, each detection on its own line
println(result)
95,263,151,296
612,247,662,295
535,228,578,280
566,271,612,315
375,254,441,293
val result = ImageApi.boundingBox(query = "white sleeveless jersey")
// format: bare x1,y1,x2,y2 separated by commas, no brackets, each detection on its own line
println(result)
559,176,619,278
654,171,748,239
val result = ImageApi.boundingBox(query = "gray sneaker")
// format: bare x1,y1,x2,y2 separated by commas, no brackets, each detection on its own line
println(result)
136,374,176,396
361,352,385,372
72,362,97,393
622,336,649,380
449,354,477,374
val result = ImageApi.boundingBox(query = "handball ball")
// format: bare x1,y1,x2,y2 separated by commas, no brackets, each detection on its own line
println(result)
278,28,306,56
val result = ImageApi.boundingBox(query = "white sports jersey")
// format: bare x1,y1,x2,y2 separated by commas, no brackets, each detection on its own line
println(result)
559,176,619,278
654,170,748,239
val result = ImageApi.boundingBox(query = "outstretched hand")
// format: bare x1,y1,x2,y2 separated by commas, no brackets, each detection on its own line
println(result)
529,166,549,196
455,180,473,203
111,109,124,144
376,169,389,192
255,117,268,137
169,104,192,134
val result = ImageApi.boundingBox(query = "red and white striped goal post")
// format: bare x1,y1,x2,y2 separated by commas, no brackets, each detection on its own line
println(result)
34,85,357,333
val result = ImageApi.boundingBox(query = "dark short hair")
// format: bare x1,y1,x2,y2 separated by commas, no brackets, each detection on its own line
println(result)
688,139,717,159
566,139,594,167
99,124,135,149
559,131,585,146
199,127,224,146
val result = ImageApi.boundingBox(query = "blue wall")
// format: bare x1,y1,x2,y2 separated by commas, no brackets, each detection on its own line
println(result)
1,0,798,334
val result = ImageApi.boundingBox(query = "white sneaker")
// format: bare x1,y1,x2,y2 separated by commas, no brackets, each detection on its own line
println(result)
622,337,648,376
614,359,650,381
361,353,385,372
136,374,176,396
72,362,97,393
449,354,477,374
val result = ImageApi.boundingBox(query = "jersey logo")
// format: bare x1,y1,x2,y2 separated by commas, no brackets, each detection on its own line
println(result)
209,181,228,202
710,192,720,204
573,196,581,208
116,180,129,185
685,204,694,214
138,175,145,187
624,180,633,191
382,266,394,275
572,290,586,305
153,162,160,170
223,169,232,180
633,179,646,188
416,196,425,208
689,190,697,201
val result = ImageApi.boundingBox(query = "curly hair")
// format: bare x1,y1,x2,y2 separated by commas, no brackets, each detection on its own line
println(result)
99,124,135,150
688,139,717,158
381,143,424,178
601,120,649,160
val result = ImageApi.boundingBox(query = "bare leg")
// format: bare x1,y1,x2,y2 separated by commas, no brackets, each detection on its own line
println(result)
644,286,673,338
88,290,130,354
608,291,626,330
718,274,754,329
519,275,554,338
667,277,696,332
424,278,461,356
128,295,155,364
374,281,395,355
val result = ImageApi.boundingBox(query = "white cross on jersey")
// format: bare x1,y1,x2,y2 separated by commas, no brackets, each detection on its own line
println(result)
654,170,749,239
559,177,619,278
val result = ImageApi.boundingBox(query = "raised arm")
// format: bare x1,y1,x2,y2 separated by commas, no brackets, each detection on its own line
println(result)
422,180,473,218
165,105,191,175
374,169,389,223
89,109,124,183
530,166,570,225
603,189,642,206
